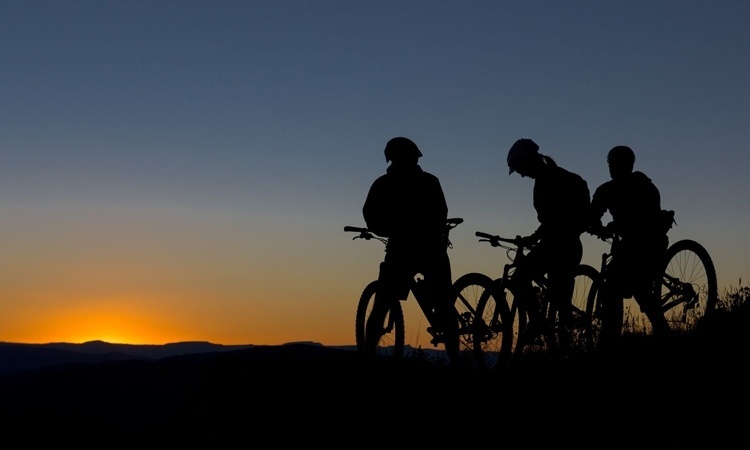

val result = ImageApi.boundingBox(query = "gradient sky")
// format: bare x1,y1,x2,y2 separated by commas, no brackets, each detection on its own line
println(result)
2,1,748,347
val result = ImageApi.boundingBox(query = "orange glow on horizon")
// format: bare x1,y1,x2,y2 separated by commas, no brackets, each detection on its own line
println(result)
27,315,179,345
0,295,202,345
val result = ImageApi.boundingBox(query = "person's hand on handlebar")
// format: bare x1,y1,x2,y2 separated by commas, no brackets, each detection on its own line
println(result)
516,233,538,248
486,235,501,247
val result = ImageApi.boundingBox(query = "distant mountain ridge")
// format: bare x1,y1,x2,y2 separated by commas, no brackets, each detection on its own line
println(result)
0,340,441,375
43,339,255,358
0,340,257,375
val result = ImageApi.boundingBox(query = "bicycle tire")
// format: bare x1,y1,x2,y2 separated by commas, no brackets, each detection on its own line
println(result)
581,262,624,351
472,277,515,370
354,280,405,359
570,264,601,352
660,239,718,333
514,264,601,358
452,272,494,368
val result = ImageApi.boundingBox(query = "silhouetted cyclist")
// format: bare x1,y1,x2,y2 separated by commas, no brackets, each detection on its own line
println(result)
506,138,591,352
588,145,671,342
362,137,460,363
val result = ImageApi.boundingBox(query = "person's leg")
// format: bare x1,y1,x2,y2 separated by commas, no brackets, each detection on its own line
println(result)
637,293,670,336
545,238,583,355
633,273,670,337
633,237,671,337
423,250,460,364
599,256,626,350
364,254,408,356
546,269,573,357
508,249,548,352
511,251,541,325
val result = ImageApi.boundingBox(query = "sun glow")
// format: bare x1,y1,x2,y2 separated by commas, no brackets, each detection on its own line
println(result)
0,295,197,345
45,310,168,345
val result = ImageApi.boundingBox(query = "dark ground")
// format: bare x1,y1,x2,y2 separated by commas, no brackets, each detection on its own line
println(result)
0,326,747,446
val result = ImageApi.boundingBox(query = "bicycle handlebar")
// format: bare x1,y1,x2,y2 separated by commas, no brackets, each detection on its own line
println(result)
475,231,522,246
344,218,463,244
474,231,535,265
343,225,382,243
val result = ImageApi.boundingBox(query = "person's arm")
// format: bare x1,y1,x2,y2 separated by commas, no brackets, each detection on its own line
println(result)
362,178,390,237
434,177,448,223
587,184,611,237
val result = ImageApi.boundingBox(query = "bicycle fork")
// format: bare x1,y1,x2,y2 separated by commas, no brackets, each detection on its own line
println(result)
476,284,508,343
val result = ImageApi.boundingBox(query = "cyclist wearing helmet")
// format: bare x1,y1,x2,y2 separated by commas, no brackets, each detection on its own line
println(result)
507,138,591,351
588,145,671,341
362,137,459,363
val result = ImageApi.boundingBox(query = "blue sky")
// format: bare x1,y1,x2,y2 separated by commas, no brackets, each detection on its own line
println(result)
1,0,748,346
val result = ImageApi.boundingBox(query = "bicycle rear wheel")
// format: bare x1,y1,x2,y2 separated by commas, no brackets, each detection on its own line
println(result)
355,280,405,359
661,239,718,333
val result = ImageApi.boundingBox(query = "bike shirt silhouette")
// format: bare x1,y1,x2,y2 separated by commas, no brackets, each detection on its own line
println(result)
362,136,459,362
589,145,670,336
506,138,591,342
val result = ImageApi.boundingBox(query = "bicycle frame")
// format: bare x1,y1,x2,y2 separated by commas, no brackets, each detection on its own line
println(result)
475,232,587,328
593,232,716,333
369,271,478,348
346,218,470,358
661,273,698,316
470,231,600,365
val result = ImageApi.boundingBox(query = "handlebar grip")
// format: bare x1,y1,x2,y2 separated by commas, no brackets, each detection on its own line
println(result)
344,226,365,233
475,231,494,240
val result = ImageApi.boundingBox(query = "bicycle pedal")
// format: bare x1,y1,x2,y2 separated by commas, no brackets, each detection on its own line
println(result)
427,325,446,335
430,334,445,344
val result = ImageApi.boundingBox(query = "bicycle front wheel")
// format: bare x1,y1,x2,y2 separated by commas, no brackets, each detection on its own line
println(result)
453,272,494,368
571,264,601,352
473,278,514,370
661,239,718,333
354,280,405,359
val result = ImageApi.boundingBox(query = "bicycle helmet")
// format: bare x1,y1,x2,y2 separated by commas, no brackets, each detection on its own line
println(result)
384,137,423,163
607,145,635,168
507,138,539,174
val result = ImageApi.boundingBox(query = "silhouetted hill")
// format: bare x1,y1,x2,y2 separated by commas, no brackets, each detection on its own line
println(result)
0,331,746,445
0,340,255,375
44,339,255,358
0,340,444,375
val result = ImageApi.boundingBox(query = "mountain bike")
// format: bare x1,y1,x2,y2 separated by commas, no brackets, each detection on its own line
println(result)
457,232,599,370
345,218,478,364
586,230,718,342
